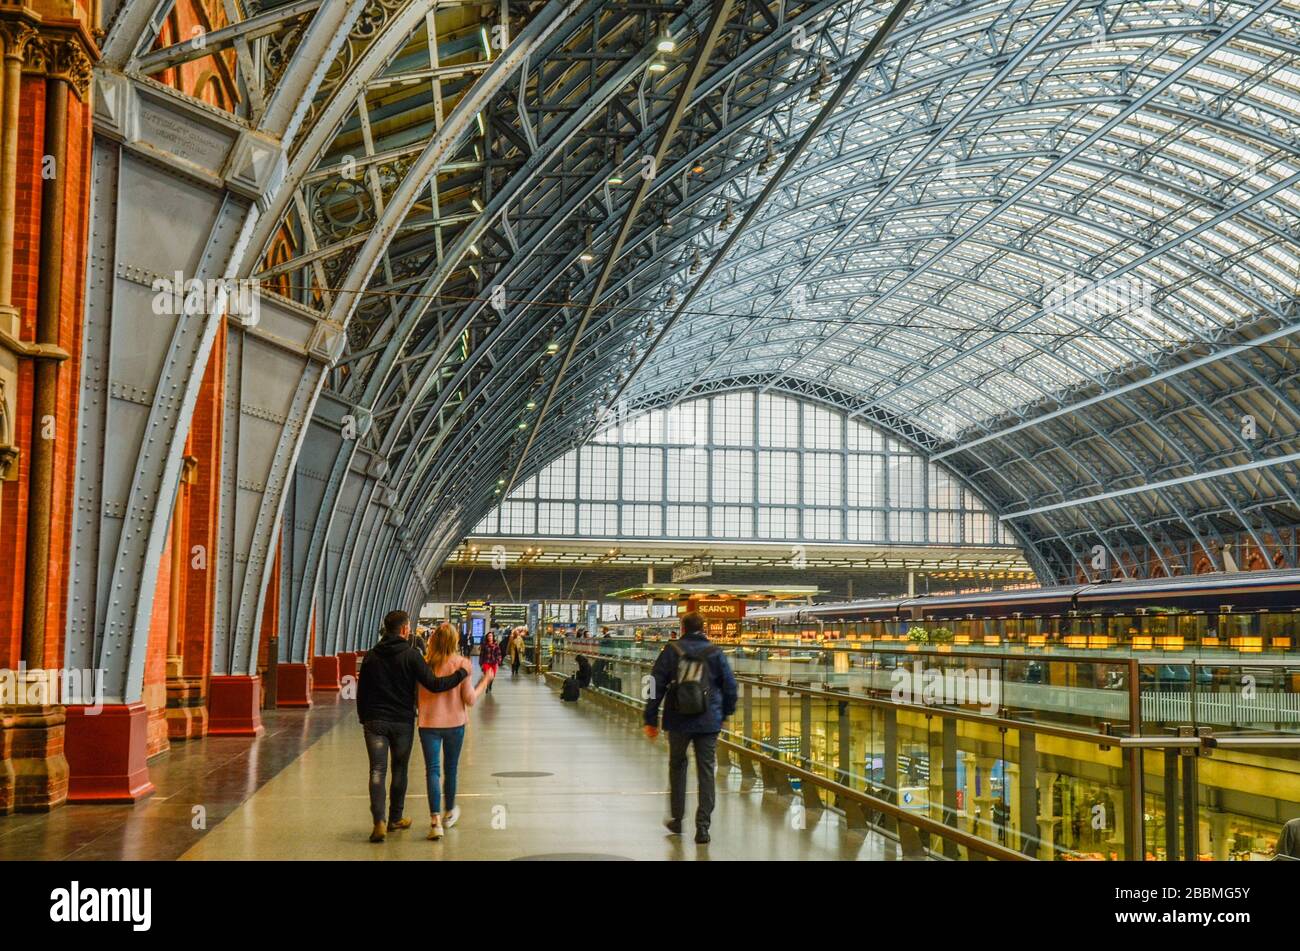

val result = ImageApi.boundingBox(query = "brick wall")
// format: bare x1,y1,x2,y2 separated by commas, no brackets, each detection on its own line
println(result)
45,91,92,669
257,534,281,670
153,0,240,111
183,320,224,683
144,529,172,757
0,78,92,671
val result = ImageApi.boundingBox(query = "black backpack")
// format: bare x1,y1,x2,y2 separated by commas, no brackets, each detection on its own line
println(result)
561,675,581,702
666,641,719,716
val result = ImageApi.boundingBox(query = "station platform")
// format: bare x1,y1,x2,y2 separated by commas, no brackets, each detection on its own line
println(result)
0,672,900,861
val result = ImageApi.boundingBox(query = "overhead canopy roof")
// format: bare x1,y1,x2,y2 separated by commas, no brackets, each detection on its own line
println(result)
250,0,1300,588
607,584,822,601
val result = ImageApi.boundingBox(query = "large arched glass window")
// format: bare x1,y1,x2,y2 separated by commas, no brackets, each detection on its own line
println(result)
472,392,1014,548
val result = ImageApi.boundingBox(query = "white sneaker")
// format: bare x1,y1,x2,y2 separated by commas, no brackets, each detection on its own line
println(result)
443,806,460,829
428,815,444,841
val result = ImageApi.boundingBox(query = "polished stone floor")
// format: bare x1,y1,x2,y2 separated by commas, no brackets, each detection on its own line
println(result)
0,694,350,860
4,672,900,860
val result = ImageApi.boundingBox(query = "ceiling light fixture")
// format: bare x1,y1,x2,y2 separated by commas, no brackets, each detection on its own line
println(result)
656,21,675,53
808,61,830,103
609,143,625,184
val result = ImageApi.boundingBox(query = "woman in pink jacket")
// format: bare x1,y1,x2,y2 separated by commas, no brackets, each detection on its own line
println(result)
419,623,493,840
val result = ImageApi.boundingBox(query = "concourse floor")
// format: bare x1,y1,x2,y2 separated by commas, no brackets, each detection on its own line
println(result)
184,671,899,860
3,672,901,861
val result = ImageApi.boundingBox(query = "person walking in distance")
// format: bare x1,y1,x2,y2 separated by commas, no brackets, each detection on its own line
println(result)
419,623,492,841
643,610,738,844
508,625,527,675
479,630,502,692
498,627,514,670
357,610,472,843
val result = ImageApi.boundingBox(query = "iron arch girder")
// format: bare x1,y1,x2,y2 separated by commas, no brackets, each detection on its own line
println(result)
967,427,1235,572
325,3,1300,602
352,0,860,428
327,0,754,406
69,144,257,700
323,466,385,651
780,3,1293,415
357,0,971,452
320,458,377,653
280,413,350,662
952,398,1177,579
511,160,1300,451
73,5,409,697
277,2,599,650
967,348,1300,524
240,0,480,275
344,498,390,641
216,307,334,676
364,22,1300,483
397,360,564,534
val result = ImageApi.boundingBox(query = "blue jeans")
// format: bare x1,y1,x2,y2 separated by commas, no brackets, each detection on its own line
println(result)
418,725,466,815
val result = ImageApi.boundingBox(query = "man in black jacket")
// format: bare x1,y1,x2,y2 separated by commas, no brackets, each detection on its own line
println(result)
643,611,738,844
357,609,480,842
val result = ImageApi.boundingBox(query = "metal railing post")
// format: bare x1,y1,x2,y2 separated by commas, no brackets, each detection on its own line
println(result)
1163,747,1180,861
1018,729,1039,858
942,717,960,858
883,707,898,834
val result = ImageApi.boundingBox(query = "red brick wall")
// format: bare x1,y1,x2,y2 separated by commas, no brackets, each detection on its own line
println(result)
258,534,281,670
183,319,224,684
144,530,172,757
153,0,240,111
46,88,91,670
0,77,91,672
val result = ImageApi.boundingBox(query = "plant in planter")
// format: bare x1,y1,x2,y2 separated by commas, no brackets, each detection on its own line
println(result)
906,625,955,644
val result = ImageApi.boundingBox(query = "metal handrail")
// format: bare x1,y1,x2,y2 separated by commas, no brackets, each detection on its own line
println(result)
566,644,1136,745
545,661,1029,861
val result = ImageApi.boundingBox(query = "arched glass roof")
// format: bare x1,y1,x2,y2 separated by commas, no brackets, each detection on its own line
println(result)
471,391,1018,549
233,0,1300,586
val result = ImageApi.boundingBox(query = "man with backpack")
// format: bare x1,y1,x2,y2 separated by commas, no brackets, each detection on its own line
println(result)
643,610,738,844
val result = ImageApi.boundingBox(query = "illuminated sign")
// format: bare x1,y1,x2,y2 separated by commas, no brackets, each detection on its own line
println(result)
685,598,744,620
671,555,713,583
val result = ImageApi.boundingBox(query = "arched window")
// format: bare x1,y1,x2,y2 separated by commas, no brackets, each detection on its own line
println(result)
472,392,1015,549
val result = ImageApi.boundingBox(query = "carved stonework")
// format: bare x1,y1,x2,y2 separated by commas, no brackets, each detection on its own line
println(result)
23,33,93,98
0,19,38,61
